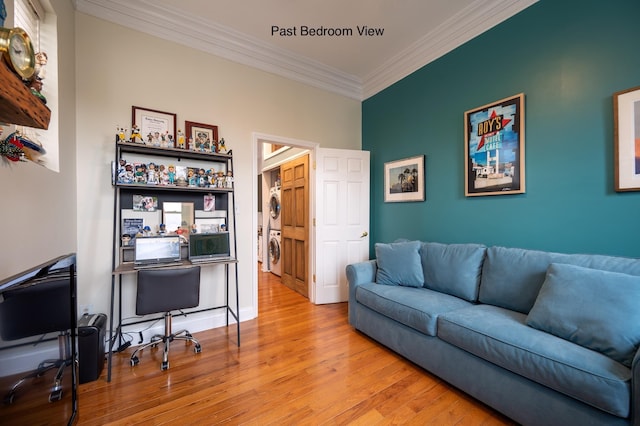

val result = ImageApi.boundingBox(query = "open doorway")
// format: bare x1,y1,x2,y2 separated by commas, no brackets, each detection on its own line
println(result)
252,133,319,316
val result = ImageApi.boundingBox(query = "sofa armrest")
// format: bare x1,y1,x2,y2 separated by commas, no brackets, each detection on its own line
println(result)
346,260,377,326
631,346,640,425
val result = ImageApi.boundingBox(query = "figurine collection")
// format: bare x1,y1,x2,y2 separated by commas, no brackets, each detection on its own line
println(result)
116,159,233,189
115,126,228,154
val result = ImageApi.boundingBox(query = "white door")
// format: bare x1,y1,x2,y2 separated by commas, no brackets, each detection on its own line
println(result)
314,148,370,304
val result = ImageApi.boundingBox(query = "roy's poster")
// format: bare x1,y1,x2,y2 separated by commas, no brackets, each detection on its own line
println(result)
464,93,525,196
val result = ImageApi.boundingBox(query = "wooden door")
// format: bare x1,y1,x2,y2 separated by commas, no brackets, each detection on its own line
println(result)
281,154,309,298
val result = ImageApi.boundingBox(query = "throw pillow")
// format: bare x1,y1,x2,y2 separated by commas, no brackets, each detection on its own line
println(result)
526,263,640,367
375,241,424,287
421,242,486,302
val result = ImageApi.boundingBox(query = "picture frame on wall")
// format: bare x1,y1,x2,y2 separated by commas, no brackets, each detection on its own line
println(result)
185,121,218,153
613,86,640,192
132,106,177,148
384,155,425,202
464,93,525,197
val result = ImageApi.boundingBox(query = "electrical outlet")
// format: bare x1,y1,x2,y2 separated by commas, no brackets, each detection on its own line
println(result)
79,304,93,315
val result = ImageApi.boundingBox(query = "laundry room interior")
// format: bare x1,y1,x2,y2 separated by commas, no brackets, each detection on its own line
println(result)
258,139,311,298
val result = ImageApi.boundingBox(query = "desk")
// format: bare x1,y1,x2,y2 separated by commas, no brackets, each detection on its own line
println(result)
107,258,239,382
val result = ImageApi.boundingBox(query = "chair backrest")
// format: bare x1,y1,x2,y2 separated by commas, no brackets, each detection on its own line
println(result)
0,278,71,341
136,266,200,315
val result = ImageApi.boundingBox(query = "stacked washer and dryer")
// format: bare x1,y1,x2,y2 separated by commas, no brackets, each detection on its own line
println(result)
268,184,282,276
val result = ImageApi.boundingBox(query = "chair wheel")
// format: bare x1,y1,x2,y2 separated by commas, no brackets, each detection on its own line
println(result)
49,389,63,402
194,344,202,354
161,361,169,371
4,393,15,405
130,356,139,366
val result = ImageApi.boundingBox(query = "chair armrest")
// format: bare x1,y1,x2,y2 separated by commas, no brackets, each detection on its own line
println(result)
631,346,640,425
346,260,377,326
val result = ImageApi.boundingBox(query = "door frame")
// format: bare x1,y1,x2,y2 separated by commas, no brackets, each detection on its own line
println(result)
252,132,319,316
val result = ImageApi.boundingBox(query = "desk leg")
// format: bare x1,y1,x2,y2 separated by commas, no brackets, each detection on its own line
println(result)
107,274,115,382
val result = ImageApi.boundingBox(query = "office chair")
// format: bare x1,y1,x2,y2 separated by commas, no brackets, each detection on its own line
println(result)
130,266,202,370
0,278,72,404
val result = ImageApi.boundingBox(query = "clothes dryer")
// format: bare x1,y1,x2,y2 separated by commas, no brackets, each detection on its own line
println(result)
268,186,281,230
268,229,282,276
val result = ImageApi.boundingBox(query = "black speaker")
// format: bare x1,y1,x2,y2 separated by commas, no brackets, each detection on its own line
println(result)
78,313,106,384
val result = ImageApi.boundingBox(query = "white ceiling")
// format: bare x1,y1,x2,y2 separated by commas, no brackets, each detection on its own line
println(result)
74,0,537,100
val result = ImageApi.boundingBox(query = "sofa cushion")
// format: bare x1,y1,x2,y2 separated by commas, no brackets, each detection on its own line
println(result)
421,242,486,302
526,263,640,368
355,283,472,336
375,241,424,287
437,304,631,418
479,246,640,314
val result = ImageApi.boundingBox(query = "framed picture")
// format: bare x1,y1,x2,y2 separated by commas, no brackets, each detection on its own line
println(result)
185,121,218,152
613,86,640,192
464,93,525,197
384,155,425,202
132,106,177,148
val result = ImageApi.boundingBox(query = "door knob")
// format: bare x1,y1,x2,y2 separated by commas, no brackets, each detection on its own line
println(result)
360,231,368,238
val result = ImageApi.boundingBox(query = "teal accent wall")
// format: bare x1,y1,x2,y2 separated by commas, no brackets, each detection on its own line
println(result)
363,0,640,257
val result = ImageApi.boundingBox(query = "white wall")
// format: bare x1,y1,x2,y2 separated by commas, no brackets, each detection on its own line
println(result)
74,13,361,328
0,0,76,278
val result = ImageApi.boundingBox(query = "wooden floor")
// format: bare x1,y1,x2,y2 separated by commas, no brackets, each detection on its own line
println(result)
74,266,515,425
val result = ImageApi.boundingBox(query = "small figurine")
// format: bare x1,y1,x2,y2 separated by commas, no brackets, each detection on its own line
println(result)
29,78,46,104
116,126,125,143
134,163,147,183
159,164,169,185
177,130,185,149
188,137,195,151
216,171,225,188
191,223,198,234
218,138,227,153
123,164,135,183
130,125,143,143
158,224,167,235
197,168,208,187
226,170,234,188
152,132,161,147
121,234,132,246
142,225,152,236
167,164,176,185
187,168,197,187
147,162,159,184
33,52,48,81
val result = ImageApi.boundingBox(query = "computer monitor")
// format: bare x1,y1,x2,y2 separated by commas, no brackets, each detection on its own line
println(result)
189,232,231,262
134,236,181,266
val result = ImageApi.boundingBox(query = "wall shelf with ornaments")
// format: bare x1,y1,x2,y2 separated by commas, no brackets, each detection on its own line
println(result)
0,59,50,129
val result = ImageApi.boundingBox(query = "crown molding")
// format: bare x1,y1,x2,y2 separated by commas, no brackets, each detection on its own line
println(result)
362,0,539,99
74,0,537,102
73,0,363,100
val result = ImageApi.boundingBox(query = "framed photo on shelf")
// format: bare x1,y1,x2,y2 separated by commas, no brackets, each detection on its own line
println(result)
384,155,425,202
613,86,640,192
185,121,218,152
464,93,525,197
132,106,177,148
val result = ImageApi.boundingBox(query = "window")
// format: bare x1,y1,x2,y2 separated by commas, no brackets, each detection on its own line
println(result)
12,0,60,172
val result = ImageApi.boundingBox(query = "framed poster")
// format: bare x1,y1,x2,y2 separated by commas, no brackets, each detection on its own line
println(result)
384,155,425,202
464,93,525,196
613,86,640,192
132,106,177,147
185,121,218,152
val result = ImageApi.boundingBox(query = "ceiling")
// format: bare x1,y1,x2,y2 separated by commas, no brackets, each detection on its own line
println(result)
74,0,537,100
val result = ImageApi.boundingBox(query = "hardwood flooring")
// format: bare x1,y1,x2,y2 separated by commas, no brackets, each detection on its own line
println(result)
74,266,515,425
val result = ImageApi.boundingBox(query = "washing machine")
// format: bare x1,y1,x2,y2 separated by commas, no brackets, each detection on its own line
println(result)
268,229,282,276
268,186,281,230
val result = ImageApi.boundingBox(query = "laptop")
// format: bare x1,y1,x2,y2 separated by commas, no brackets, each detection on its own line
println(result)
189,232,232,263
133,235,182,269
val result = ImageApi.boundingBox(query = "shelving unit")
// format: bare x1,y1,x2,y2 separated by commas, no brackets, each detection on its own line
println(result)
107,141,239,381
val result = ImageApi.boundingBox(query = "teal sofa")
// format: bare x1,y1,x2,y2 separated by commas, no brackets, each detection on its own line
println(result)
346,241,640,426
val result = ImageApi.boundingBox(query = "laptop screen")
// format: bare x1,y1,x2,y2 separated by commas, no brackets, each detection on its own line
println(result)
134,236,181,265
189,232,230,261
